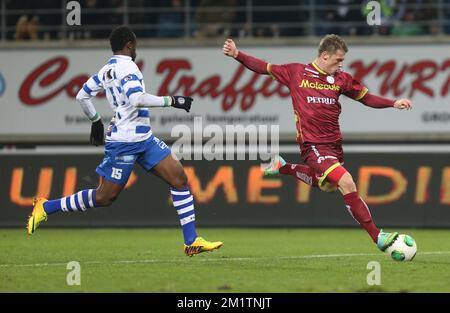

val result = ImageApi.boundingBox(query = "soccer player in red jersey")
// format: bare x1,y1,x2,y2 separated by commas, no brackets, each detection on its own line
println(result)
223,35,412,252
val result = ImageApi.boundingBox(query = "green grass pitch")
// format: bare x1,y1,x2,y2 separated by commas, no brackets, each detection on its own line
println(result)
1,228,450,292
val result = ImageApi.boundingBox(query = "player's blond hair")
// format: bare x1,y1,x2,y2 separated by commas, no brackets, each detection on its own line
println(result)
317,34,348,56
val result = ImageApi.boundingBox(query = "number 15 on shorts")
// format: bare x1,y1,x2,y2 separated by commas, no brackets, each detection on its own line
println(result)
111,167,123,179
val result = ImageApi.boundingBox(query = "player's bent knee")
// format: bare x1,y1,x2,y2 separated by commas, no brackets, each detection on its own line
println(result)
171,169,188,189
95,191,119,207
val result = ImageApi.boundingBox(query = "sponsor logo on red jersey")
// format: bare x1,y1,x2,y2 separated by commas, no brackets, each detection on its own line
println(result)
299,79,340,91
306,96,336,104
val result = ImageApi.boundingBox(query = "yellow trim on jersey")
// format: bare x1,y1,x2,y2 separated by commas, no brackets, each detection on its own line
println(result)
267,63,276,80
355,87,369,101
312,62,328,75
293,110,304,143
318,162,341,187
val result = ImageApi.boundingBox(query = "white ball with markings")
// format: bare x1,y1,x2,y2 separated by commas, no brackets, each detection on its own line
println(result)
386,234,417,261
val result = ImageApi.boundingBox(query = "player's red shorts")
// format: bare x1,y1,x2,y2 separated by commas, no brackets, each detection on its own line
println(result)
300,141,345,186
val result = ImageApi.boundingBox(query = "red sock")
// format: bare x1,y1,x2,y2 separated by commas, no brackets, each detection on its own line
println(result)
343,192,380,242
279,163,319,187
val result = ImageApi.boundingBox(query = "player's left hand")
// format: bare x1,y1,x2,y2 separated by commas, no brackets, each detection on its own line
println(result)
394,98,412,110
90,119,104,146
171,96,193,112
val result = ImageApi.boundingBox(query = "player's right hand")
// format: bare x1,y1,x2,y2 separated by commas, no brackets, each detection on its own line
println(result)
90,119,104,146
223,38,238,58
171,96,193,112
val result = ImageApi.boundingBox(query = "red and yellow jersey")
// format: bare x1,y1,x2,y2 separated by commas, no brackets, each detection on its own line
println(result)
267,61,368,144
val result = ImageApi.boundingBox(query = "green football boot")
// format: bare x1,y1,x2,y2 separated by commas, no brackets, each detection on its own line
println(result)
263,155,286,176
377,229,399,252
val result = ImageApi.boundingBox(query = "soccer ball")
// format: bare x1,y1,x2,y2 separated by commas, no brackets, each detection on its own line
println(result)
386,234,417,261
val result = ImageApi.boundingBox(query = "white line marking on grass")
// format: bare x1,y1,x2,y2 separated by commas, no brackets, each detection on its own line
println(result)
1,251,450,268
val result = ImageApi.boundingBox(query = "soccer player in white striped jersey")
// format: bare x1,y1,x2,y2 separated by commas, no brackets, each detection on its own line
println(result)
27,26,223,257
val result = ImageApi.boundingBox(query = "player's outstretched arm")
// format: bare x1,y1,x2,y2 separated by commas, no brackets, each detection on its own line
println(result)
129,93,193,112
359,92,412,110
223,38,269,75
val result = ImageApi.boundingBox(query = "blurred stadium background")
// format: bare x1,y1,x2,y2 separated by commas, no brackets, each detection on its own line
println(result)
1,0,450,293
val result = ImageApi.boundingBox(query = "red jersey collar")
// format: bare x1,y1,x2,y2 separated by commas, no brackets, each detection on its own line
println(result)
311,61,328,75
